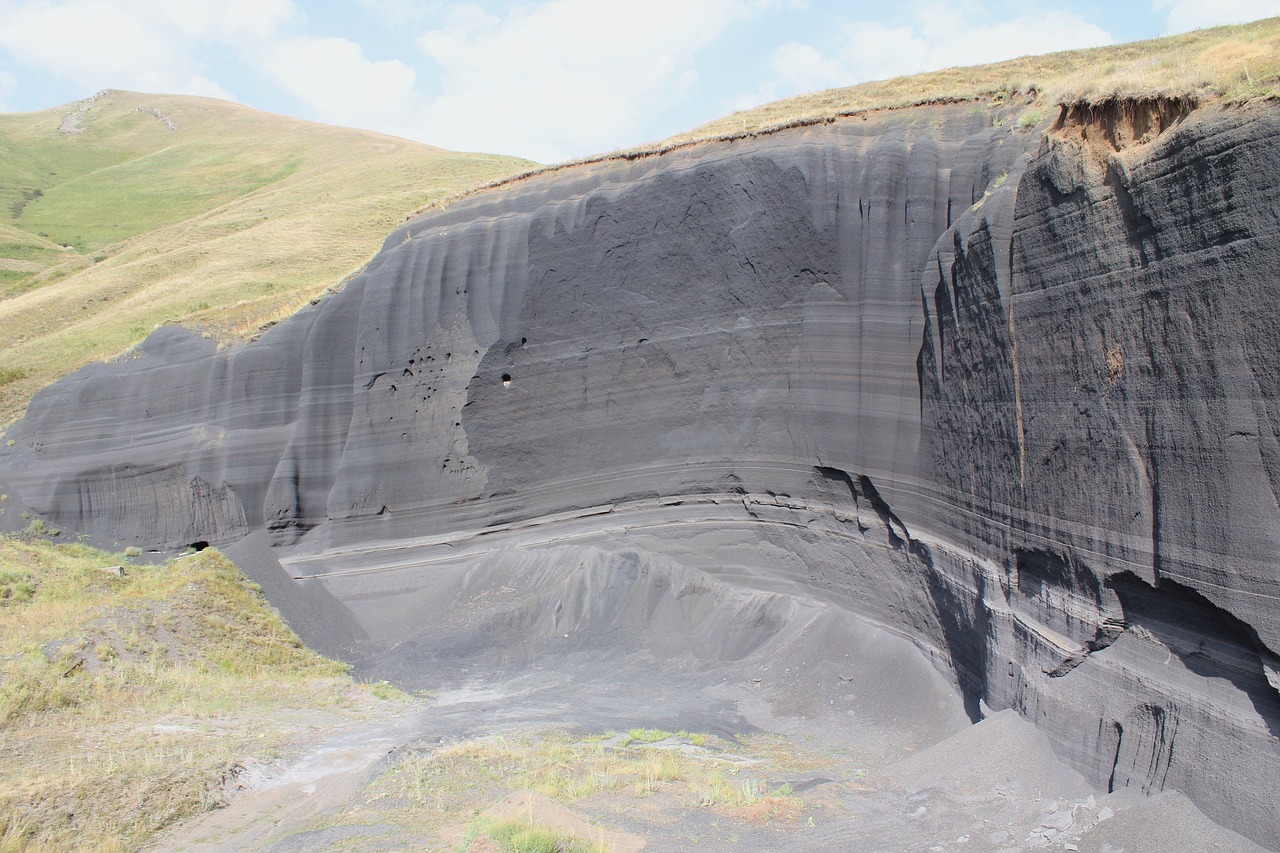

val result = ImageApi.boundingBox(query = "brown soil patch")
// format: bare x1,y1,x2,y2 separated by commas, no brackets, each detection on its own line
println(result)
732,794,806,826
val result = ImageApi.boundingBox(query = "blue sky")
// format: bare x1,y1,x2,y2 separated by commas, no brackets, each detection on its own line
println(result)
1,0,1278,163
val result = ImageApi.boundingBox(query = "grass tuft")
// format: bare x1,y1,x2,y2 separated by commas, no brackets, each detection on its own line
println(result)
461,816,600,853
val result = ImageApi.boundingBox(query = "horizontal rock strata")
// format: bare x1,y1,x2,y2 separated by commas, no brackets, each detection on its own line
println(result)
2,98,1277,846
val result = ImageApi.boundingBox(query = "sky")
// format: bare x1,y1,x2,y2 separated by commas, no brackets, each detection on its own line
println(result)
1,1,1278,163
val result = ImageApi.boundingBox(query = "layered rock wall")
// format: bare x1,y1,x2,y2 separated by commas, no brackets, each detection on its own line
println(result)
2,99,1277,844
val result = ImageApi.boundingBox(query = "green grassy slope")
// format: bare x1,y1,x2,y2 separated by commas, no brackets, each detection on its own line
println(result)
0,90,534,424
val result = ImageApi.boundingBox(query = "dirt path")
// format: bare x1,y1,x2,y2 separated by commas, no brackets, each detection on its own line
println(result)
149,713,421,852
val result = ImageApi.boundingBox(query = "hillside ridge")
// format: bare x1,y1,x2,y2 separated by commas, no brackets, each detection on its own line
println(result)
0,88,535,424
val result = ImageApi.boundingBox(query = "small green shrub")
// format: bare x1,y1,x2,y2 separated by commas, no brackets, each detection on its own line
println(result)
0,655,86,722
625,728,672,744
367,679,409,700
620,727,707,746
0,570,37,603
461,817,595,853
19,519,58,539
1017,108,1046,129
696,772,769,807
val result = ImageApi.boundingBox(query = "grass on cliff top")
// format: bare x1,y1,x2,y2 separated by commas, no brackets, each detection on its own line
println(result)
664,16,1280,145
0,530,405,852
437,13,1280,211
0,89,535,425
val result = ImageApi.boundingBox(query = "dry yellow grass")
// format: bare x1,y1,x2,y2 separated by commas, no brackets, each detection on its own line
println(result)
665,16,1280,144
420,15,1280,217
296,727,819,850
0,90,533,425
0,534,405,852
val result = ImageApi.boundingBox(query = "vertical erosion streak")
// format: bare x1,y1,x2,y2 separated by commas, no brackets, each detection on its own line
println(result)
1007,243,1028,492
263,283,365,544
1107,720,1124,793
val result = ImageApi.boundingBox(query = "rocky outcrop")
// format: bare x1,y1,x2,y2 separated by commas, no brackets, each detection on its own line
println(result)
1,98,1277,845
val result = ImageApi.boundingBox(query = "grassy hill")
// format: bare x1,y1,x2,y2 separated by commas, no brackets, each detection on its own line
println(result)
0,90,534,424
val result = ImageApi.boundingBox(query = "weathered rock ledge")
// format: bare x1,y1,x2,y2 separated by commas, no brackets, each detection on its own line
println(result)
2,98,1277,846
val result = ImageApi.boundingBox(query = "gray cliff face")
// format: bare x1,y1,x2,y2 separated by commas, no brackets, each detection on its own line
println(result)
2,100,1278,845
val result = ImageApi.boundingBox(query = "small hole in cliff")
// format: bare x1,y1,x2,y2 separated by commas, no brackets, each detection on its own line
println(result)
521,337,527,346
188,541,209,552
501,373,512,387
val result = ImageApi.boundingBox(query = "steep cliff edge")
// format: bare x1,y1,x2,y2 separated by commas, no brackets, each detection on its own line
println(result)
1,98,1277,845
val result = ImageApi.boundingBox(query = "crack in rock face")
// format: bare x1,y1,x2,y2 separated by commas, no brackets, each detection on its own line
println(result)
1,100,1279,848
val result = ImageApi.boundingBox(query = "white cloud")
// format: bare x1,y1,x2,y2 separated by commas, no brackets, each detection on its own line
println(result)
1155,0,1280,32
181,75,237,102
412,0,774,162
257,35,423,133
0,1,181,87
767,40,863,94
156,0,295,41
0,0,293,97
745,1,1113,107
356,0,430,28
